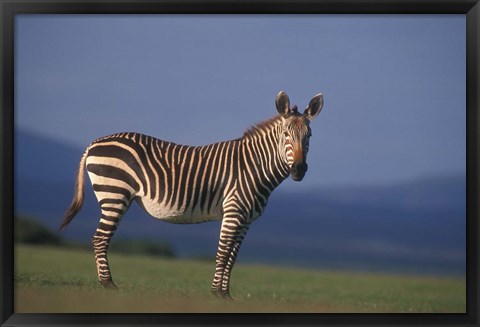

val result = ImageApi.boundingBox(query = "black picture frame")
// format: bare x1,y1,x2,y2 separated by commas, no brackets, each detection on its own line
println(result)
1,1,478,326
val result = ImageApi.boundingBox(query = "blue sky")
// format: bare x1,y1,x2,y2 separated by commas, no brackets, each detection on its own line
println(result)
15,15,466,189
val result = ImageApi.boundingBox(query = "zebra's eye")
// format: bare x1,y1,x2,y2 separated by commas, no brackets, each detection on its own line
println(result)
283,132,289,138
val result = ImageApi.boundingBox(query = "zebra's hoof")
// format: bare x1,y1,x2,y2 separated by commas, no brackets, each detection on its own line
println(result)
100,280,118,290
211,289,233,300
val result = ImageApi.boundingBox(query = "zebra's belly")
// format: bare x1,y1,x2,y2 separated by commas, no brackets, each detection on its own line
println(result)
137,198,221,224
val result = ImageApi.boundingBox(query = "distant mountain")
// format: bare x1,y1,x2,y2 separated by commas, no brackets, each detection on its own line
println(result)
15,129,83,183
15,129,466,276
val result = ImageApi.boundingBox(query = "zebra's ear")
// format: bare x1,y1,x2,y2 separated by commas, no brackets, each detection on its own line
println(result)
304,93,323,121
276,91,291,118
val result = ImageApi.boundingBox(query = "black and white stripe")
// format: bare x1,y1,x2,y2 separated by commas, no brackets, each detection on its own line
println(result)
60,91,323,298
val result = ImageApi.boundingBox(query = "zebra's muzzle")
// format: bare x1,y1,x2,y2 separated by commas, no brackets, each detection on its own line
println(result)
291,161,308,181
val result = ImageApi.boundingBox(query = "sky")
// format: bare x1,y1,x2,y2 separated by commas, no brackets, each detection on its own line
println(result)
15,14,466,189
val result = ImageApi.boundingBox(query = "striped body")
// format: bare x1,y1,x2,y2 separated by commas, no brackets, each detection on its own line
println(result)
61,91,323,299
87,128,289,227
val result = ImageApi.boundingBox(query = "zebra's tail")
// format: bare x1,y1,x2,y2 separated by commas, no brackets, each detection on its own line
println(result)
59,149,88,231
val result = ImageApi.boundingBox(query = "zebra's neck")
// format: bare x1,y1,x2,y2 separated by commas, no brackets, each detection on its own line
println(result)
239,115,290,192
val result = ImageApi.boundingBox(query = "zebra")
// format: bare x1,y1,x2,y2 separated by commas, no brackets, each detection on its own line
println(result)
60,91,323,299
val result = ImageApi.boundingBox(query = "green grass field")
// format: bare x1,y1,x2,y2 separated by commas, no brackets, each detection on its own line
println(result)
15,244,465,313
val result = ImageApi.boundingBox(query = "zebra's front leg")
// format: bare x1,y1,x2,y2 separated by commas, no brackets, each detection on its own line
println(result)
211,215,249,299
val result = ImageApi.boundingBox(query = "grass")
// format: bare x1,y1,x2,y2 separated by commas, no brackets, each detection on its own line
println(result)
15,244,466,313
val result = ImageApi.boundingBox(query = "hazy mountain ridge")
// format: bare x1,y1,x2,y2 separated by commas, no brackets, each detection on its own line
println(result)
15,129,466,276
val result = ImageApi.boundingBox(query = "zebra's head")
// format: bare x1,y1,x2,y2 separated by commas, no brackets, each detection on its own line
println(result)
276,91,323,181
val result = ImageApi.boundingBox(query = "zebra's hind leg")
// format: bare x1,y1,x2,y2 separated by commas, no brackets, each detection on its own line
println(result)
92,200,129,289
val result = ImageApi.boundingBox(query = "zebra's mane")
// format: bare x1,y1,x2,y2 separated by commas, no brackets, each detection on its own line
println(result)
242,115,282,140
